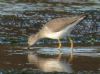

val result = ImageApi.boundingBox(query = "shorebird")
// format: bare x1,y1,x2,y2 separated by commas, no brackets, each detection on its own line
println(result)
28,15,86,61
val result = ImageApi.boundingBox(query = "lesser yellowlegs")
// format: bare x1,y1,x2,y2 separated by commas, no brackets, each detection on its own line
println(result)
28,15,86,61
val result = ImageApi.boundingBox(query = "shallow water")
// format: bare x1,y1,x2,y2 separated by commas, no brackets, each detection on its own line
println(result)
0,46,100,73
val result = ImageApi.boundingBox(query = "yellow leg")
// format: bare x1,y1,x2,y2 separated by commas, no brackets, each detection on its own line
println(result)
58,38,62,49
57,38,62,60
68,37,74,63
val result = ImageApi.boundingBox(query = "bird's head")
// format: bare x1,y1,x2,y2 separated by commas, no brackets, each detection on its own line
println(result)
28,34,39,46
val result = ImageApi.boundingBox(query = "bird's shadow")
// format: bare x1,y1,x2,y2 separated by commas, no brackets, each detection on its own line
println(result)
27,47,73,73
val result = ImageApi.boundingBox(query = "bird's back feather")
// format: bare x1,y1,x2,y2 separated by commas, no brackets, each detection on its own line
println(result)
45,15,85,32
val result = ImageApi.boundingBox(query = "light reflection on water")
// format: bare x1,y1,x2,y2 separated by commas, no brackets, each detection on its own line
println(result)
0,47,100,72
2,46,99,73
28,52,73,73
27,47,100,73
36,47,100,57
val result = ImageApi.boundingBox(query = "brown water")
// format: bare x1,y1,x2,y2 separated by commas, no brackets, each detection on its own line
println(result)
0,45,100,73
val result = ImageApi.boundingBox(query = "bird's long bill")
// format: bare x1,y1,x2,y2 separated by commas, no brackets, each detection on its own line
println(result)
71,14,86,26
79,14,86,20
28,34,39,46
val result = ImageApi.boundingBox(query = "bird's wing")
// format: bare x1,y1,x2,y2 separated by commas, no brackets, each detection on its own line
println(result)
45,15,85,32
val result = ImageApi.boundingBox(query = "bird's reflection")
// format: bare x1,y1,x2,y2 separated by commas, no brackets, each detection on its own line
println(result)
27,51,73,73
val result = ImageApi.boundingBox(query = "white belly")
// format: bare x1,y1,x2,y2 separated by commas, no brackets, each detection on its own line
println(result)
44,23,76,39
46,31,64,39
